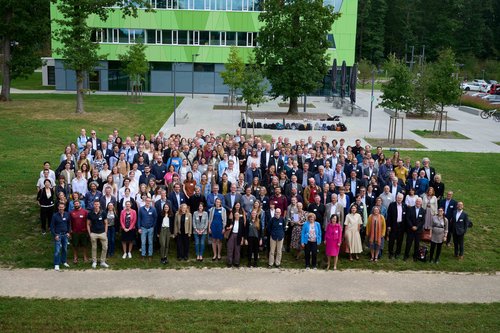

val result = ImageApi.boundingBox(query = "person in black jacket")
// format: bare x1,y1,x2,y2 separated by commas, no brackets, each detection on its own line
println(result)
386,193,407,259
450,202,470,260
439,191,457,246
37,179,55,234
245,210,262,267
404,197,426,261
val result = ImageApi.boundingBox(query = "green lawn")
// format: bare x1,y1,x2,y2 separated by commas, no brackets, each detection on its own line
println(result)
0,298,498,332
411,130,470,139
0,94,498,272
1,72,54,90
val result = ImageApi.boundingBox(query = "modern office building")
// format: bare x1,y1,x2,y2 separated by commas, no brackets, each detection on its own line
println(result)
46,0,357,94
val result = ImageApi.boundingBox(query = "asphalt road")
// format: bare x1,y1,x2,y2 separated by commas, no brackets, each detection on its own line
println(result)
1,268,498,303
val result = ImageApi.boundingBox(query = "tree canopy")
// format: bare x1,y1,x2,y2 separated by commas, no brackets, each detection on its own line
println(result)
256,0,339,114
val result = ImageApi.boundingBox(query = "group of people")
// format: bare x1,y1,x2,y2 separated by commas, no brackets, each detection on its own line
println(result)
39,128,471,271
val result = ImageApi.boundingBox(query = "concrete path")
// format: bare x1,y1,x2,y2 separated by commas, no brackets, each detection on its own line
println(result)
1,268,498,303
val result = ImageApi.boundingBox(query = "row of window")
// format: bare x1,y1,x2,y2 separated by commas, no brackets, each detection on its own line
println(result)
148,0,262,11
91,28,258,46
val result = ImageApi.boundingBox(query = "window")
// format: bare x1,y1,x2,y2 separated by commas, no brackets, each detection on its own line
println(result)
226,32,236,46
150,62,172,71
327,34,336,49
162,30,172,44
232,0,242,10
200,31,210,45
167,0,178,8
47,66,55,85
237,32,246,46
246,32,253,47
217,0,225,10
130,29,145,43
194,63,215,72
156,0,167,8
119,29,129,43
146,30,156,44
178,30,188,45
191,31,200,45
194,0,204,9
178,0,187,8
210,31,221,45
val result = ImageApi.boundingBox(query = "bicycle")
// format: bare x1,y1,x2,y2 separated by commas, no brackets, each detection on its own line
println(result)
480,109,500,122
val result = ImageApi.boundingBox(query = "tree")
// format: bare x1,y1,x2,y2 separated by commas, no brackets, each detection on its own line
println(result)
412,65,436,118
118,43,149,103
256,0,339,114
358,58,375,88
241,54,268,136
52,0,150,113
0,0,49,101
356,0,387,65
427,48,461,134
378,54,414,143
220,46,245,107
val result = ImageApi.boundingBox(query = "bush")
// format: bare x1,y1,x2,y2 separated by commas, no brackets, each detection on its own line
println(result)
460,95,496,111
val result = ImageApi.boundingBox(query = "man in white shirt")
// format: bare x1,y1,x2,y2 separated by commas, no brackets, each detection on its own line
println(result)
71,170,88,196
39,162,56,183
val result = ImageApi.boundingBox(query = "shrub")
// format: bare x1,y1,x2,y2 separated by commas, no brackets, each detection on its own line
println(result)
460,95,496,111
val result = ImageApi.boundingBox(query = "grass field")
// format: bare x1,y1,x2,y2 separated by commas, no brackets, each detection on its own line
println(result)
411,130,470,139
0,94,498,272
1,72,54,90
0,298,498,332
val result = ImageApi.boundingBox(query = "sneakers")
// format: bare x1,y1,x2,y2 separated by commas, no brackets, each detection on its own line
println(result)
100,262,109,268
127,252,132,259
54,265,60,271
63,262,70,268
92,261,97,269
122,253,127,259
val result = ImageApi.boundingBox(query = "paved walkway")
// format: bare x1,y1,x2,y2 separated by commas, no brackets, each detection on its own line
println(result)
1,268,498,303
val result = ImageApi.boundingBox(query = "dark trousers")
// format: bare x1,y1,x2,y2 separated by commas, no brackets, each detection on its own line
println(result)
176,233,189,259
404,232,420,259
429,242,443,262
453,233,465,256
284,224,292,251
247,237,259,264
304,241,318,268
40,206,53,232
227,233,241,265
446,221,454,245
388,226,405,256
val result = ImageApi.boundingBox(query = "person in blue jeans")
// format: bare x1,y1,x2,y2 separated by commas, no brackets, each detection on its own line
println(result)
193,202,208,261
50,202,71,271
138,197,158,261
301,213,322,269
105,202,117,257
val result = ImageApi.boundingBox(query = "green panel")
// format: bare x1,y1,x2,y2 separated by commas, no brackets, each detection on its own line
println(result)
51,4,357,65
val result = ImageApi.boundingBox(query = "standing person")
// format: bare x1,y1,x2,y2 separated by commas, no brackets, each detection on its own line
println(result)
245,210,262,267
37,179,55,234
174,203,192,261
120,200,137,259
451,202,471,260
366,206,386,262
193,202,208,261
439,191,457,247
386,193,408,259
404,197,426,261
429,207,448,264
69,200,89,264
157,203,174,264
344,205,363,261
138,197,157,261
208,198,226,260
325,214,342,270
50,203,71,271
290,202,307,260
267,208,286,268
105,202,117,257
300,213,322,269
87,200,109,268
226,211,245,267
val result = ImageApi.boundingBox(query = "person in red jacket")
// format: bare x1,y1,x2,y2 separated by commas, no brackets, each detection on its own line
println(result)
69,200,88,264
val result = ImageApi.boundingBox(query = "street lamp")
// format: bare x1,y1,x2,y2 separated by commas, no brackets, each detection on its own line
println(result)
191,53,200,98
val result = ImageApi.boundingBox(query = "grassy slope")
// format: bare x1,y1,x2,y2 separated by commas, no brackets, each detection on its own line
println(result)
1,72,54,90
0,94,498,272
0,298,498,332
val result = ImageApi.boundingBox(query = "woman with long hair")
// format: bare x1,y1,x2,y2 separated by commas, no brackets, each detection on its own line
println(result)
208,198,226,261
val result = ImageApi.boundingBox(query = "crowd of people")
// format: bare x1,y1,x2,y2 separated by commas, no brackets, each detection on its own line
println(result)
38,128,471,271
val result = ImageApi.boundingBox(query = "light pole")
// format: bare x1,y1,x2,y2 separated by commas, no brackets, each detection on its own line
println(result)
173,62,177,127
191,53,200,98
369,69,375,132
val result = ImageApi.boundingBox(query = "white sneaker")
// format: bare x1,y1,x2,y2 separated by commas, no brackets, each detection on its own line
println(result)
54,265,60,271
92,261,97,269
63,262,70,268
127,252,132,259
122,253,127,259
100,262,109,268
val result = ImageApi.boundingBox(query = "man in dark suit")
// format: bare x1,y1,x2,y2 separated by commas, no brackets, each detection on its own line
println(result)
133,144,150,165
404,197,426,261
405,170,421,194
155,189,172,223
299,162,314,189
269,150,285,174
100,141,113,163
305,150,322,174
450,202,470,259
87,130,102,151
167,183,186,214
284,174,303,198
287,160,302,184
386,193,408,259
260,143,273,174
419,157,436,187
346,170,362,197
224,183,242,212
439,190,457,246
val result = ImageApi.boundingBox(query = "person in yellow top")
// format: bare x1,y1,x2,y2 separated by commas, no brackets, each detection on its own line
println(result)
394,159,409,185
366,206,386,262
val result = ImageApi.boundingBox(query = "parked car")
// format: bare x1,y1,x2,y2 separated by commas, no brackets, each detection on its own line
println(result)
487,84,500,95
461,81,482,92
